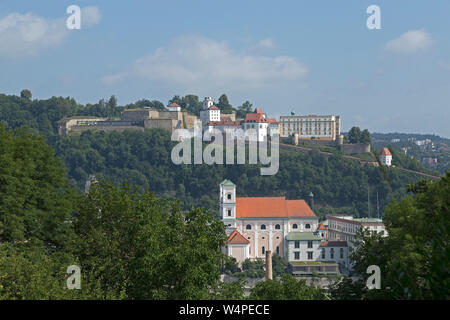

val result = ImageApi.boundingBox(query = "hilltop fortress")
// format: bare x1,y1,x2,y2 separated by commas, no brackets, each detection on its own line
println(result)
57,103,199,136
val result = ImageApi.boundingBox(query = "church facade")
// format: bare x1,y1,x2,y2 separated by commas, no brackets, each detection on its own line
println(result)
220,179,319,264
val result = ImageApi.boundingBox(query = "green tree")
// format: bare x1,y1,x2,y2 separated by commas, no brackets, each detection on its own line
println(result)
348,126,362,144
20,89,32,100
217,94,234,114
71,181,228,299
272,254,289,277
350,173,450,299
0,124,75,249
361,129,372,144
236,101,253,119
249,274,326,300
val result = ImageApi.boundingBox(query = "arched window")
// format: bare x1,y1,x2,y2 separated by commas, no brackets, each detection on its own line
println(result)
292,224,298,229
260,224,266,230
305,223,311,229
227,193,232,200
275,224,281,230
262,246,265,254
246,224,252,230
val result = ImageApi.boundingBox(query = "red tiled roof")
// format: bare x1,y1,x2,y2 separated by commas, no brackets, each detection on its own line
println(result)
236,197,316,218
221,116,232,122
227,229,250,245
208,105,219,110
244,113,266,123
168,103,180,107
206,120,242,126
380,147,392,156
318,223,328,230
320,241,348,247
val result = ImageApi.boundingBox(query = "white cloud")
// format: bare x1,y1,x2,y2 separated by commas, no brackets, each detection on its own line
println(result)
0,12,66,56
257,38,275,49
385,29,432,54
0,7,100,57
81,6,101,27
103,35,307,92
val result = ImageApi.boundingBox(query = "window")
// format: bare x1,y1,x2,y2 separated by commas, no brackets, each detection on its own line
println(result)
276,246,280,254
275,224,281,230
294,252,300,260
246,224,252,230
340,248,344,259
307,241,313,248
330,248,334,259
260,224,266,230
292,224,298,229
305,223,311,229
262,246,265,254
321,248,325,259
307,252,313,260
294,241,300,249
227,209,231,216
227,193,232,200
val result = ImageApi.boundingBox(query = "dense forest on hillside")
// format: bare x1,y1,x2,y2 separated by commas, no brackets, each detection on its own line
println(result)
0,92,440,218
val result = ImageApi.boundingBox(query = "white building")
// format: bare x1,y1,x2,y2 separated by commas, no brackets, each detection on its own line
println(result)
200,96,279,142
167,102,181,112
379,147,392,166
327,214,387,248
279,115,340,140
200,97,221,124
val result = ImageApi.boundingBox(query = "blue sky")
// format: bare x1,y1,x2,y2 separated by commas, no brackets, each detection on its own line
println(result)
1,1,449,137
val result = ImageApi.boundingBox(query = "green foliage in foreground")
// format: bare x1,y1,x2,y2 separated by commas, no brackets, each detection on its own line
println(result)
72,182,227,299
333,173,450,300
249,274,326,300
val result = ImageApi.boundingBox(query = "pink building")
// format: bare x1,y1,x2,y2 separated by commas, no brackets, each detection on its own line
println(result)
221,180,318,266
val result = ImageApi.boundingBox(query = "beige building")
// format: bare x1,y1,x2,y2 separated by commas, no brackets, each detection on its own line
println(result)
58,104,199,136
327,214,387,247
280,114,340,140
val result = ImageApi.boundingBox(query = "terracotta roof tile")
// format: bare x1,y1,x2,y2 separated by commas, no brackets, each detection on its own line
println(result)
236,197,316,218
227,229,250,245
320,241,347,247
380,147,392,156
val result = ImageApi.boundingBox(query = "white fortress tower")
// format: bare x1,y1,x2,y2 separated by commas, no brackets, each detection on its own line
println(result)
202,97,214,110
379,148,392,166
220,179,236,228
200,97,220,125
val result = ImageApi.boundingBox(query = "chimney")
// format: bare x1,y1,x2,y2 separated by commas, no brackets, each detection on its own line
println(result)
265,250,273,280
